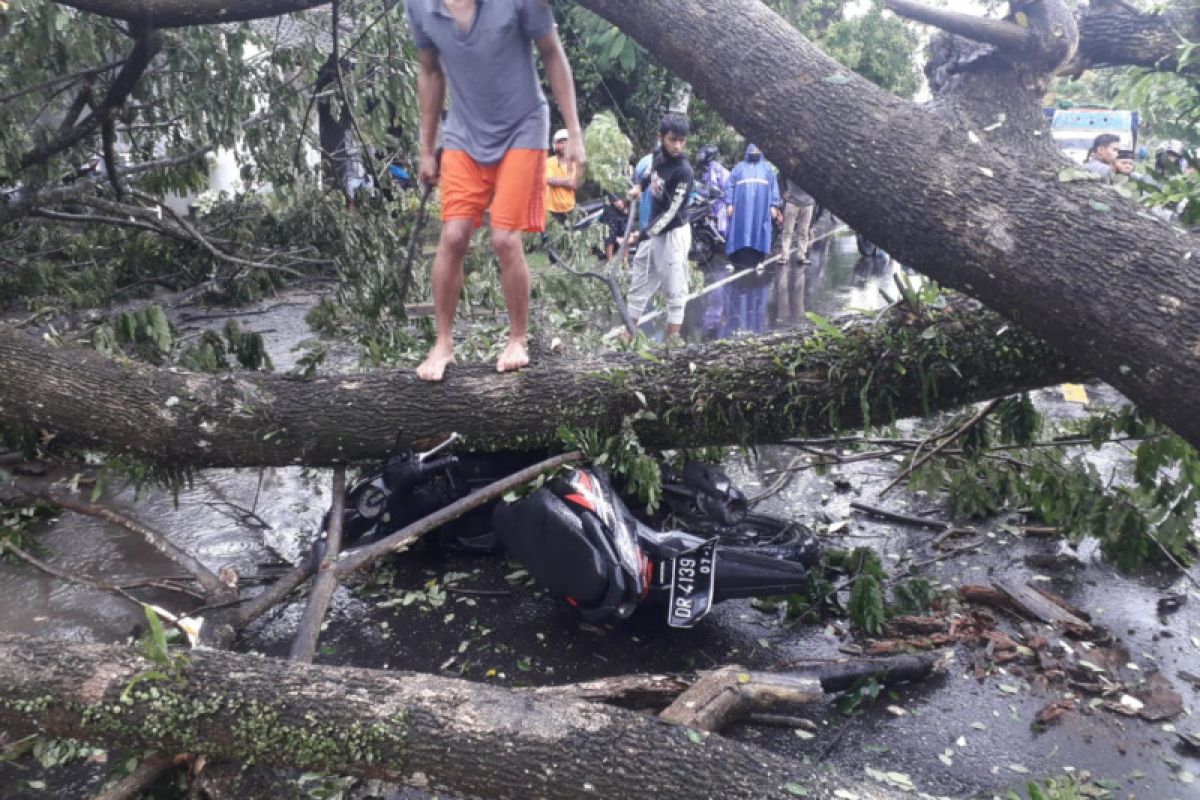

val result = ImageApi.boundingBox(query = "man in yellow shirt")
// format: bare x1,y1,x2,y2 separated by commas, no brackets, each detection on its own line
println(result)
545,128,579,223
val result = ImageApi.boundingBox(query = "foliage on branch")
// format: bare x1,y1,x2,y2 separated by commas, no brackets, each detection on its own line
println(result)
907,400,1200,570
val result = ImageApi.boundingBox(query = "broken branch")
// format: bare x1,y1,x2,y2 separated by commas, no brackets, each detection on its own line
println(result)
10,476,229,601
331,451,584,580
288,466,345,663
884,0,1040,55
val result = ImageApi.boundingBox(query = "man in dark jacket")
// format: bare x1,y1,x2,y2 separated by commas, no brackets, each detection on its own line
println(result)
624,114,694,340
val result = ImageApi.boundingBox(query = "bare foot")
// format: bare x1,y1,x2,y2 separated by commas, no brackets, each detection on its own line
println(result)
496,339,529,373
416,344,456,382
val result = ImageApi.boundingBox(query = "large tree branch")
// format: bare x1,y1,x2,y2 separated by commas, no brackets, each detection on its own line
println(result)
1072,1,1200,76
0,144,210,226
53,0,331,28
9,475,231,601
18,30,164,172
0,632,904,800
885,0,1041,56
0,303,1080,467
577,0,1200,452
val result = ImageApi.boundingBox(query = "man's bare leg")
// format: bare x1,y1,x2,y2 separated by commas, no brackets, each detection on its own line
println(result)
491,227,530,373
416,219,474,381
666,322,682,338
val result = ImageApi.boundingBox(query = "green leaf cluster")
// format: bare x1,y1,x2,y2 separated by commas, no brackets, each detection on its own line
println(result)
93,305,173,364
908,402,1200,571
179,320,273,373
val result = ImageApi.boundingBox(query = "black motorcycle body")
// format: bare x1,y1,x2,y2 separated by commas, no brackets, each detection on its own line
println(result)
313,450,818,627
688,186,726,266
493,467,817,627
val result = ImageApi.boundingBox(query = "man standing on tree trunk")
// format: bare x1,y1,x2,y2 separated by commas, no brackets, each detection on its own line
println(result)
404,0,586,381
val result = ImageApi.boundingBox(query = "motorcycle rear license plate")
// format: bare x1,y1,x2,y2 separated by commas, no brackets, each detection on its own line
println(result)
666,539,718,628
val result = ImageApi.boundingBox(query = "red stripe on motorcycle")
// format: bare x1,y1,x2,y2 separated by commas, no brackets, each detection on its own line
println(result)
564,492,596,513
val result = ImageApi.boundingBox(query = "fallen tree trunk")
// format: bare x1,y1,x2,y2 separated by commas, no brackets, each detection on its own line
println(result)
0,303,1080,467
0,632,906,800
576,0,1200,452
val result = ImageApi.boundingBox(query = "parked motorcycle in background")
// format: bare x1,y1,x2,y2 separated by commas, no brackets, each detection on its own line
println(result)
688,182,726,267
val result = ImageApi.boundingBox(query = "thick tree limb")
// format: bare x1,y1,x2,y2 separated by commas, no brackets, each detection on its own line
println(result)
0,304,1080,467
53,0,332,28
0,632,905,799
0,144,213,226
91,752,177,800
1073,2,1200,76
18,30,164,172
660,666,822,732
885,0,1040,56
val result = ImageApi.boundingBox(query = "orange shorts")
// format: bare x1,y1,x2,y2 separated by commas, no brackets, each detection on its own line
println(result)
439,148,546,232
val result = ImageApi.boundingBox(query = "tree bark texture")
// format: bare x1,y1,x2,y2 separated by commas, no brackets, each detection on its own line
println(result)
1073,2,1200,76
0,633,905,800
576,0,1200,452
53,0,331,28
0,305,1079,467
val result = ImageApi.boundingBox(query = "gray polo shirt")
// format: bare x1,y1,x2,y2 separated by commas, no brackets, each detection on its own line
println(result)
405,0,554,165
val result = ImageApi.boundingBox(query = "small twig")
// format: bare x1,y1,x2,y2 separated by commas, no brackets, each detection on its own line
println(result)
11,476,229,601
0,58,127,105
746,713,818,729
546,242,638,337
331,0,380,192
878,398,1003,497
748,454,805,507
815,717,856,762
399,183,434,306
906,540,984,569
446,587,512,597
849,500,952,531
1144,529,1200,592
1,540,143,607
178,301,307,322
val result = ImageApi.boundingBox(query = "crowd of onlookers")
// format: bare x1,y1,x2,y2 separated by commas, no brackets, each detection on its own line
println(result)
540,112,823,342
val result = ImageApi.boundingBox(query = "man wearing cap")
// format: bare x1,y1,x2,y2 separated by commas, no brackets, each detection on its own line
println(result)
546,128,580,223
404,0,586,381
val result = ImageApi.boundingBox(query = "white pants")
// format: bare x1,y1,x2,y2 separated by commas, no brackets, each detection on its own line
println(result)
781,202,814,262
627,225,691,325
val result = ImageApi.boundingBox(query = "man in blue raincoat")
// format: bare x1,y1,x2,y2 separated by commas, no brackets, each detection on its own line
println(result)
724,143,782,269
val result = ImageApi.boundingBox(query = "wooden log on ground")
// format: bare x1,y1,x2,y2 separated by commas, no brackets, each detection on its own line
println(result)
961,582,1094,637
0,632,908,800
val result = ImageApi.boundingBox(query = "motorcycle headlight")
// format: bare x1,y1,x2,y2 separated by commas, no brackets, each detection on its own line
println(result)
353,484,388,520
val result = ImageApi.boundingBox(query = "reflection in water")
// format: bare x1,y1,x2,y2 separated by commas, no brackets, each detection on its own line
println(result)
691,230,904,342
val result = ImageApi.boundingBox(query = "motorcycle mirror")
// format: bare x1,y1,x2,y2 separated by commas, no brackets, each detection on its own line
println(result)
417,431,460,462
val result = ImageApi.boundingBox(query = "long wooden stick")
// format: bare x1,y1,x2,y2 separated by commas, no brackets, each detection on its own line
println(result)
332,451,582,580
289,467,346,663
11,477,229,600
